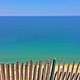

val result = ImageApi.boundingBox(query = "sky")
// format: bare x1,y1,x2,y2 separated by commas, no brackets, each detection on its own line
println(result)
0,0,80,16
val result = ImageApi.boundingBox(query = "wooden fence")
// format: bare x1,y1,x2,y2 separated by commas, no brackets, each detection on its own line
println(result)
0,60,80,80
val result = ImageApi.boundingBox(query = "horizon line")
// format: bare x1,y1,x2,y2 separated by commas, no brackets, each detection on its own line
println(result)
0,15,80,17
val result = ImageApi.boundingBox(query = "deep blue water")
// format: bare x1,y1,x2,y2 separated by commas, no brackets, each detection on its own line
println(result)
0,16,80,63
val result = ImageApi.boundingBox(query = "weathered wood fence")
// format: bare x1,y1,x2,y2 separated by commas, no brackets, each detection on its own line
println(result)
0,60,80,80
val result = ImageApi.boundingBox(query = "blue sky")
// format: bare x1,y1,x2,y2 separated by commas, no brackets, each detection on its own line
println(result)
0,0,80,16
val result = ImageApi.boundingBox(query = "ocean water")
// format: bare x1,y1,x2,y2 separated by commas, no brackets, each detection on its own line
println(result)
0,16,80,63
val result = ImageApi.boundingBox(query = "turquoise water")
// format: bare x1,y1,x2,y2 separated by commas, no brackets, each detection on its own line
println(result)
0,16,80,63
